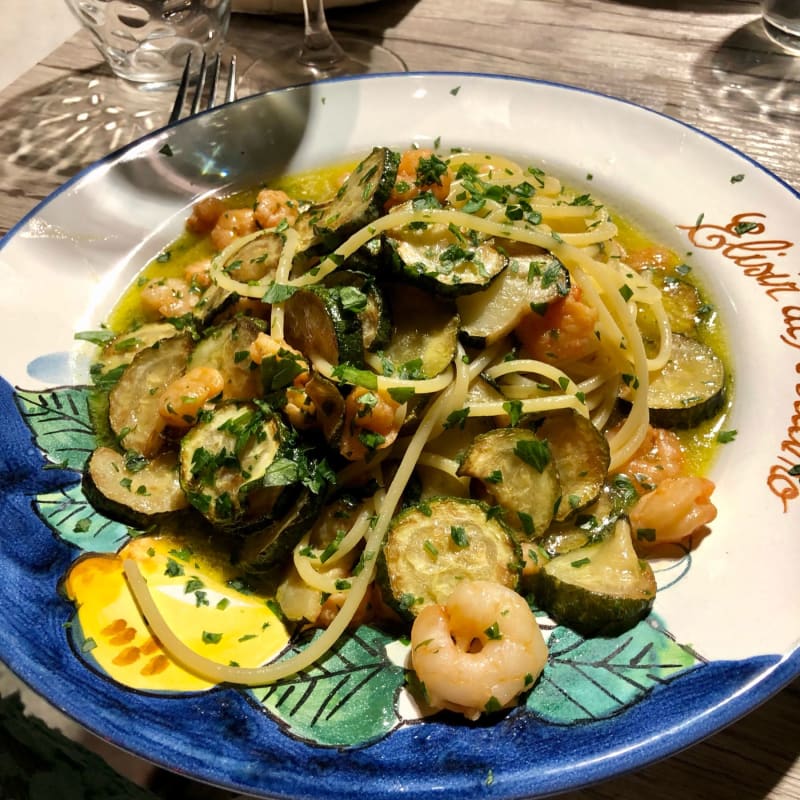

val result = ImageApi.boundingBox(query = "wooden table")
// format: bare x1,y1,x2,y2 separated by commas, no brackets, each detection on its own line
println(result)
0,2,798,798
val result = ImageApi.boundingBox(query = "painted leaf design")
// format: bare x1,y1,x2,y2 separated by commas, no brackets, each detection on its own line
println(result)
35,484,130,553
527,617,700,725
251,625,405,747
15,387,97,471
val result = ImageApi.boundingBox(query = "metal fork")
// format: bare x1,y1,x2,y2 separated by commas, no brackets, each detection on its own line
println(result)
169,52,237,123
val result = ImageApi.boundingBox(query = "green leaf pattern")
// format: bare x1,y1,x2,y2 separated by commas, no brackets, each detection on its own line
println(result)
251,626,406,747
34,484,131,553
527,616,700,724
15,387,97,471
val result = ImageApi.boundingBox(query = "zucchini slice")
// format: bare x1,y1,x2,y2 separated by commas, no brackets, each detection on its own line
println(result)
378,284,459,378
283,283,366,367
539,490,618,558
82,446,188,527
637,267,704,339
192,283,241,327
536,517,656,636
457,251,570,348
189,316,263,400
458,427,561,538
93,322,181,382
385,225,507,296
293,147,400,257
323,269,392,352
304,372,346,445
525,409,610,521
109,334,192,457
378,496,522,620
235,489,323,572
638,334,726,428
178,401,292,531
219,228,285,284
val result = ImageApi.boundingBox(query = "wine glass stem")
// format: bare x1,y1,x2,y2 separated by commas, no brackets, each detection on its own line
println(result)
299,0,346,68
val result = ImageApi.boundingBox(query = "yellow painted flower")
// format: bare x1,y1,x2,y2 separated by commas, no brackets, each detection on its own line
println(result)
63,534,290,693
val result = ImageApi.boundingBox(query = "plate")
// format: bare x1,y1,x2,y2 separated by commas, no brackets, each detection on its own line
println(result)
0,73,798,799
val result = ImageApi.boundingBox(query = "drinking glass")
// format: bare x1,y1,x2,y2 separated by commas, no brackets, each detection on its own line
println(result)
242,0,406,88
65,0,232,87
760,0,800,55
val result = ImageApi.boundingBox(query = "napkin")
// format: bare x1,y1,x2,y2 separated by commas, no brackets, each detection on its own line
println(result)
233,0,377,12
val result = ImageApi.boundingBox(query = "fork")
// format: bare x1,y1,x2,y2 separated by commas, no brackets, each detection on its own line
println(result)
169,52,237,123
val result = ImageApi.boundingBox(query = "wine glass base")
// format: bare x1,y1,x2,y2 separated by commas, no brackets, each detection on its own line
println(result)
240,35,407,93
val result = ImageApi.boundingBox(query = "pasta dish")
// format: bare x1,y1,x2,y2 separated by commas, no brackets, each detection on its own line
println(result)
79,147,728,720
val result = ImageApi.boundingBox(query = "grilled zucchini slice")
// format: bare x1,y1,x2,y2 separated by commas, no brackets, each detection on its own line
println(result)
189,316,263,400
458,427,561,538
235,489,322,572
524,409,610,521
192,283,242,327
283,283,367,367
378,496,522,620
293,147,400,257
457,251,570,347
536,517,656,636
385,224,507,296
92,322,181,383
218,228,285,284
304,372,346,445
82,446,188,527
630,334,726,428
378,284,459,378
109,334,192,457
178,401,292,531
323,269,391,353
636,266,704,339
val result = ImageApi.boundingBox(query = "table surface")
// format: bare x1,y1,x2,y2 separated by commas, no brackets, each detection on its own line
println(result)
0,2,798,799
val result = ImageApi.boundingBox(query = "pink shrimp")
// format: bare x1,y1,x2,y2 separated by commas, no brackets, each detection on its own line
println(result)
385,148,453,209
339,386,404,462
254,188,299,229
629,476,717,545
158,367,225,428
139,277,199,319
210,207,258,251
185,196,226,235
515,285,600,365
614,425,685,491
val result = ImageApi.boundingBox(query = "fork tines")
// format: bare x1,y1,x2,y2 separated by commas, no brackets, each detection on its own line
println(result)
169,52,237,124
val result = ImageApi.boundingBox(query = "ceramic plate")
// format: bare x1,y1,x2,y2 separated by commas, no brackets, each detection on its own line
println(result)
0,73,798,799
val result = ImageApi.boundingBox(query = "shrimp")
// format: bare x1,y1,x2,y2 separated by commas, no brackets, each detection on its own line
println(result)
184,258,212,290
614,425,685,491
140,277,199,319
385,148,453,209
629,476,717,545
339,386,404,461
210,207,258,251
248,332,307,370
249,332,317,427
515,285,600,365
159,367,225,427
254,188,299,229
410,580,548,720
185,196,226,235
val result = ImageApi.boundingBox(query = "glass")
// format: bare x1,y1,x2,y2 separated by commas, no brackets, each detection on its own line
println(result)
761,0,800,54
242,0,406,89
64,0,232,87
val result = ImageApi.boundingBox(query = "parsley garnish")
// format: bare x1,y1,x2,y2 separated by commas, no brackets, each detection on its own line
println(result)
514,439,551,473
450,526,469,548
